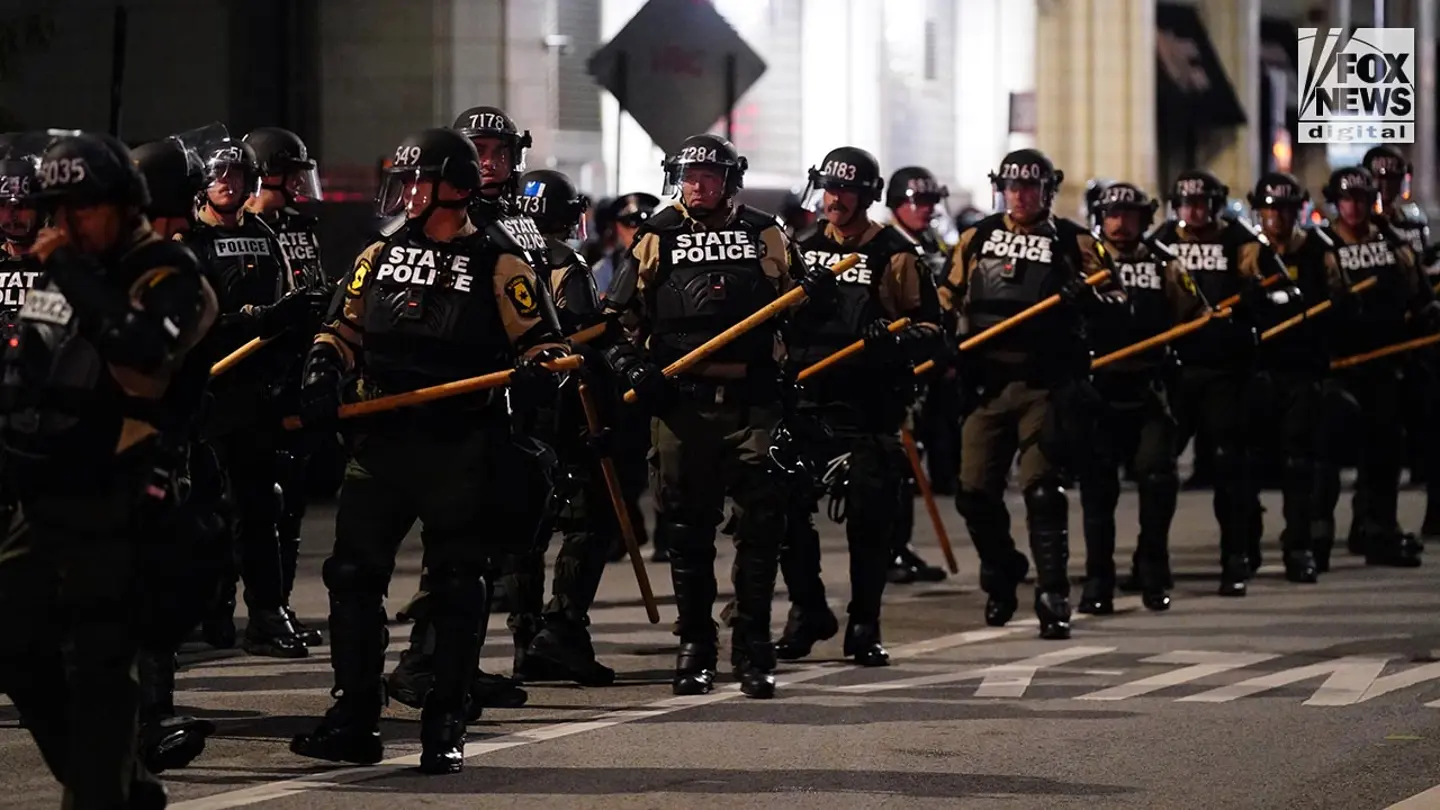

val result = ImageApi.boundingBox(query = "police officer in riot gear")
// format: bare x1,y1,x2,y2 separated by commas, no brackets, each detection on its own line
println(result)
938,149,1125,639
886,165,957,581
291,127,571,773
131,137,203,239
0,139,43,333
1077,182,1200,613
777,147,944,666
601,132,829,698
243,126,331,647
0,131,217,810
1083,178,1114,225
182,136,315,656
1247,172,1334,581
1316,166,1437,568
495,168,618,685
1152,169,1291,595
452,105,531,223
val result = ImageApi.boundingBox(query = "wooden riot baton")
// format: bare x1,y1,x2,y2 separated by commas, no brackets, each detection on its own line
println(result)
913,270,1112,376
899,426,959,574
568,321,608,346
210,336,271,377
282,354,584,430
797,318,910,382
1089,272,1287,370
622,254,861,404
578,381,660,624
1260,276,1379,342
1330,333,1440,371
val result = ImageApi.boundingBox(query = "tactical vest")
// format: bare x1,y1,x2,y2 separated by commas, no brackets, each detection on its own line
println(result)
185,216,288,315
645,206,779,369
1327,224,1409,354
1090,239,1171,364
1252,229,1333,372
790,221,916,368
1,238,199,472
0,251,42,339
1389,204,1430,258
912,228,948,281
267,207,326,287
1152,219,1245,307
358,220,526,393
960,213,1080,352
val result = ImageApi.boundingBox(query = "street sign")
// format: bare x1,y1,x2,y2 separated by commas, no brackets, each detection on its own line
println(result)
588,0,767,155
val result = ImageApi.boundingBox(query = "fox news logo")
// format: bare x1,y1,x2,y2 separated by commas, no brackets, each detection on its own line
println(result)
1298,27,1414,144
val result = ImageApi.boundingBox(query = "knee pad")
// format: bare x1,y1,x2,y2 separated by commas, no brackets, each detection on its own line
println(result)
428,563,488,617
1023,479,1068,523
322,556,385,597
658,519,716,555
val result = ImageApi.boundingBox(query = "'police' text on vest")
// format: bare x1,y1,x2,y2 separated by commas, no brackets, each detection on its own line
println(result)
670,231,759,265
979,230,1053,263
1171,242,1229,272
803,250,872,284
1337,240,1397,272
1119,261,1161,291
376,246,474,292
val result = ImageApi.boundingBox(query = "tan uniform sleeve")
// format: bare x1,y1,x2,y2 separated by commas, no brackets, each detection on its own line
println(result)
938,228,977,312
1162,259,1206,323
315,241,383,372
1077,232,1124,297
1324,246,1348,296
879,251,940,333
549,265,569,312
615,230,662,338
493,253,566,358
759,224,797,296
1236,241,1264,281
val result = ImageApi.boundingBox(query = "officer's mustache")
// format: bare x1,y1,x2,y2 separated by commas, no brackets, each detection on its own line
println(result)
826,201,849,215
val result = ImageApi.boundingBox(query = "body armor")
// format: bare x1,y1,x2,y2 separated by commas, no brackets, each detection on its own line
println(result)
1327,224,1410,355
1260,228,1334,371
1090,238,1173,366
542,236,600,333
1150,219,1247,307
358,219,528,394
961,213,1081,352
0,251,42,340
791,220,917,369
0,239,197,471
185,215,288,325
264,206,327,287
645,207,779,369
1389,202,1430,259
912,227,949,281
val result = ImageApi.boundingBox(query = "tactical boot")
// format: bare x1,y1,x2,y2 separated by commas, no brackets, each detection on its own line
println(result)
290,690,384,764
1218,554,1249,597
242,607,309,659
1311,518,1335,574
842,620,889,667
1364,530,1424,568
1076,577,1114,615
980,552,1029,627
526,619,617,687
467,670,528,719
418,697,467,775
1035,592,1072,640
1136,560,1172,612
385,649,433,710
142,715,217,774
774,603,839,661
673,641,718,696
283,606,323,647
201,584,237,650
888,546,947,584
732,635,777,699
1283,549,1319,583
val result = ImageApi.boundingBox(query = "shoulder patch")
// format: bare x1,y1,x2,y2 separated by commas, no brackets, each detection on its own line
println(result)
505,275,540,317
1178,269,1199,296
347,256,372,296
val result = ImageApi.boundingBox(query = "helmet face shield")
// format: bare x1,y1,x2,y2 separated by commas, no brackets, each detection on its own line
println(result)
376,168,440,219
283,164,322,201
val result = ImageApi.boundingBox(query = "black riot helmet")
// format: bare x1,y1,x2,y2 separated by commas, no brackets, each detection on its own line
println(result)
886,166,949,210
1363,145,1411,179
0,137,43,246
243,126,322,202
989,149,1062,215
376,127,480,221
1323,165,1378,205
517,169,591,239
1168,169,1229,222
1083,178,1113,225
808,146,884,205
662,133,747,218
1247,172,1308,210
132,138,204,220
452,105,531,193
611,192,660,229
1093,182,1158,224
200,138,260,214
31,132,150,210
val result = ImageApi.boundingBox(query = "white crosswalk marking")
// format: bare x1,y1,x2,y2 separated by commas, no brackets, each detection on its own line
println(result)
1076,651,1280,701
1178,656,1395,705
839,646,1116,695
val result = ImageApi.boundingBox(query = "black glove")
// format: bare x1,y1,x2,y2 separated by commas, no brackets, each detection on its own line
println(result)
256,289,317,339
798,264,838,303
510,347,570,409
862,318,900,355
603,343,671,413
1330,287,1364,320
1057,274,1094,306
585,425,620,459
298,343,344,433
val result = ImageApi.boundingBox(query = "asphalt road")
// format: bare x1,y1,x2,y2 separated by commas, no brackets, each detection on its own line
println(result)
4,477,1440,810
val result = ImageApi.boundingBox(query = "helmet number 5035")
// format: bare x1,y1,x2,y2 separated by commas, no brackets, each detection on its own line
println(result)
37,158,87,189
